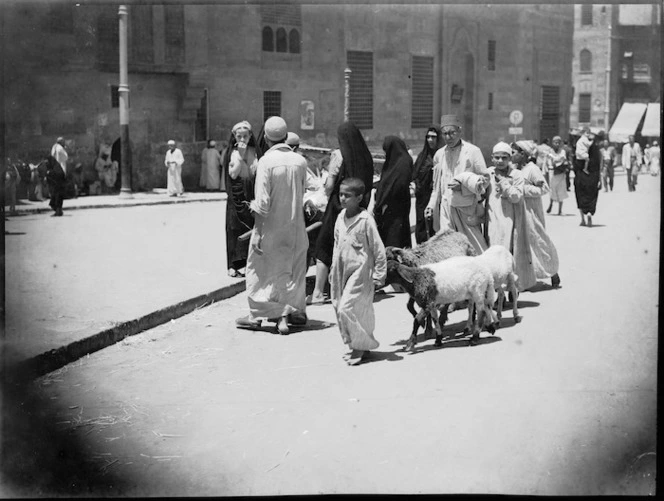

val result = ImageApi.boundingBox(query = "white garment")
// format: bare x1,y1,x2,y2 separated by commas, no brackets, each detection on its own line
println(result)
51,143,68,174
165,147,185,195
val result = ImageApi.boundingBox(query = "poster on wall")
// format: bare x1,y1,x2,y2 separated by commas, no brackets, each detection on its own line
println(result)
300,100,315,130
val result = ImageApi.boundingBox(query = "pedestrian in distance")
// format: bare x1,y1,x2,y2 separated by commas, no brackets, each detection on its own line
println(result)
50,136,69,177
485,141,537,292
374,135,413,249
199,139,222,191
621,135,642,192
599,138,617,192
164,139,185,197
511,140,561,289
424,114,490,255
286,132,300,152
222,121,258,278
562,139,573,191
647,140,660,176
308,121,375,305
235,116,309,335
545,136,570,215
44,154,67,217
4,160,21,216
412,126,443,244
330,177,387,365
573,131,602,226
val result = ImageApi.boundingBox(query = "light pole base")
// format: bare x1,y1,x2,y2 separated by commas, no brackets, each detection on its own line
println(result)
119,189,133,199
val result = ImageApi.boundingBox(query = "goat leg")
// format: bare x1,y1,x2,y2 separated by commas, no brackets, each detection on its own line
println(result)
510,279,522,323
405,308,427,351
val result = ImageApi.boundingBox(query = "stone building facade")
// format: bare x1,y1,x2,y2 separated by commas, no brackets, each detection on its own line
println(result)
570,3,661,133
4,3,574,191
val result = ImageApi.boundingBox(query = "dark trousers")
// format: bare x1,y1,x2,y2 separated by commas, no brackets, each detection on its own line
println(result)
626,167,635,191
48,183,64,213
601,165,614,191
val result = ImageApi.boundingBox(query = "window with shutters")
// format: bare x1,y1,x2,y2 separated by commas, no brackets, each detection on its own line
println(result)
539,86,560,141
131,5,154,64
581,5,593,26
263,91,282,122
580,49,592,73
411,56,434,128
97,12,119,70
289,29,301,54
276,28,288,52
262,27,274,51
165,4,185,64
261,4,302,56
578,93,592,123
488,40,496,71
347,50,374,129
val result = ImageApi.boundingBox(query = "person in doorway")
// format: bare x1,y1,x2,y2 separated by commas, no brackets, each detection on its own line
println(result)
621,135,642,192
412,126,443,243
545,136,570,215
165,140,185,197
424,114,490,255
330,177,386,366
374,135,413,248
223,121,258,278
308,121,375,305
200,140,222,191
235,116,309,335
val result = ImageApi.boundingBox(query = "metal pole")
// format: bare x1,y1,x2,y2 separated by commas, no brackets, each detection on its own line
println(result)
118,5,132,198
344,67,351,122
604,22,612,133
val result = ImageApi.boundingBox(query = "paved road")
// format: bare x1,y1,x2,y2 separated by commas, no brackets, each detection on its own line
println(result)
2,173,658,496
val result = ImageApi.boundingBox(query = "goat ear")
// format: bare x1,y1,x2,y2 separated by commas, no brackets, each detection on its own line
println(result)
397,265,414,286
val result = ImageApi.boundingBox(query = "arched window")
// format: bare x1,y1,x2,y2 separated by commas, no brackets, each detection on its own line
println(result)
580,49,592,72
581,4,593,26
276,28,287,52
262,26,274,51
288,29,300,54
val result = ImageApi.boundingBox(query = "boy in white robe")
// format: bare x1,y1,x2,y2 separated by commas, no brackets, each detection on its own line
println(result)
330,177,386,366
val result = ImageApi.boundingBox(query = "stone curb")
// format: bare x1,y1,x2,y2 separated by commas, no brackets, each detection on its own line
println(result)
13,280,246,381
14,196,225,214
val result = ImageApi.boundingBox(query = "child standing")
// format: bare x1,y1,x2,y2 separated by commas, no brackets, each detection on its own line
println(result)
329,177,386,366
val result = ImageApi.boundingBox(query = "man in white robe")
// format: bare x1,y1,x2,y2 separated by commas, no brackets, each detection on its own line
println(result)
164,140,184,196
236,116,309,335
51,137,68,174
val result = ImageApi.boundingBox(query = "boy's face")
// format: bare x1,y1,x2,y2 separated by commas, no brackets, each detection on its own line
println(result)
339,185,362,211
492,152,511,170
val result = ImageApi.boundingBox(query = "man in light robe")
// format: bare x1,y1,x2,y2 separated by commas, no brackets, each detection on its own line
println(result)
50,137,68,175
235,116,309,335
424,114,490,254
621,135,642,192
164,139,185,196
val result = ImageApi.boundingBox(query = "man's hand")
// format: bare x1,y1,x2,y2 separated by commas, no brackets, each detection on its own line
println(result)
447,179,462,191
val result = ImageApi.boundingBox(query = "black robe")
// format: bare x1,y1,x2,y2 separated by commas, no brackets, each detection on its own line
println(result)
573,137,601,215
412,126,443,243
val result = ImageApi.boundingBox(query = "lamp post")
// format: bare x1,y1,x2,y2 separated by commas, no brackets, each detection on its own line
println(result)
344,67,351,121
118,4,132,198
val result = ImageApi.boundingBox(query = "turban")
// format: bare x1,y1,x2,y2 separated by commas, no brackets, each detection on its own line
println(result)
232,121,252,135
492,141,512,155
167,140,175,146
552,136,562,142
286,132,300,147
209,140,216,147
440,114,462,128
512,140,538,158
264,116,288,142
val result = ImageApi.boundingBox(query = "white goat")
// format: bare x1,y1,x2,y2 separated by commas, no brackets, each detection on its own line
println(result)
474,245,522,329
385,255,496,350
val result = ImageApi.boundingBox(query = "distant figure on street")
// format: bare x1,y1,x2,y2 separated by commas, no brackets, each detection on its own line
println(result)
486,141,536,292
643,144,651,174
511,140,560,289
200,140,222,191
4,160,21,216
621,135,642,192
562,139,573,191
308,121,375,305
647,140,660,176
165,139,184,197
235,116,309,335
599,139,617,192
44,155,66,217
330,177,386,366
374,135,413,248
286,132,300,152
223,121,258,278
545,136,570,215
573,130,603,227
50,136,68,176
425,114,490,255
412,126,443,243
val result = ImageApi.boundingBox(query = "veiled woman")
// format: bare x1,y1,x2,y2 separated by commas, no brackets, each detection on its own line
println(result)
222,121,258,277
412,126,443,243
573,131,603,227
308,121,375,304
374,135,413,248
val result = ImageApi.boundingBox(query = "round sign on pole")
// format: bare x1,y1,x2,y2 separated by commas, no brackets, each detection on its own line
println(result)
509,110,523,126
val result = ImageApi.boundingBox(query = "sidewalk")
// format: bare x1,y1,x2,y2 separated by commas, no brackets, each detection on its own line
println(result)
4,189,250,380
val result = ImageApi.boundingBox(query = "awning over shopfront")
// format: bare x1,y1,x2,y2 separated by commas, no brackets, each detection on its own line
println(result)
608,102,647,143
640,102,660,138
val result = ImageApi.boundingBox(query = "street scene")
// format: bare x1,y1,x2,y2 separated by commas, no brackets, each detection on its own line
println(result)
1,1,661,498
